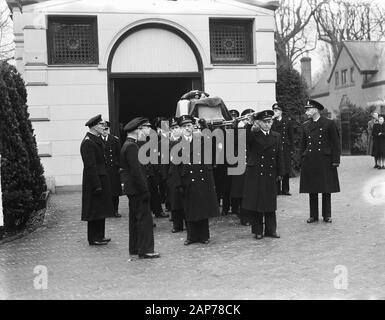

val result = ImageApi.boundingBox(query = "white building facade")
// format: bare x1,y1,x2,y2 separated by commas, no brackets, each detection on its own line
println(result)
12,0,278,188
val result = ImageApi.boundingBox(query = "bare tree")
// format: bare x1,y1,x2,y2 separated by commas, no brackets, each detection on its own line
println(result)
313,0,385,60
274,0,326,67
0,0,14,61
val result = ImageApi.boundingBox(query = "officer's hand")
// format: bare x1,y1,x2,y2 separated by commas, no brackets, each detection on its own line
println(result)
251,122,261,132
331,163,340,168
93,187,102,195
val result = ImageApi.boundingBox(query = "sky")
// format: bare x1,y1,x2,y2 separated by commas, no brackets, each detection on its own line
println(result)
0,0,14,60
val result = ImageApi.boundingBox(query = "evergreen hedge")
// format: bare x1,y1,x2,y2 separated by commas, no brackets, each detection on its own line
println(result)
276,65,309,176
0,61,47,230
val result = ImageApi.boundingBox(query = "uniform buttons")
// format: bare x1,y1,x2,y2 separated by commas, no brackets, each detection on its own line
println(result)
309,149,312,152
319,142,321,144
320,128,323,131
261,165,264,167
319,135,322,137
269,174,272,176
318,149,321,151
192,179,195,182
262,156,264,159
200,170,203,172
308,136,311,138
309,142,311,145
190,171,193,173
201,178,204,181
260,173,263,176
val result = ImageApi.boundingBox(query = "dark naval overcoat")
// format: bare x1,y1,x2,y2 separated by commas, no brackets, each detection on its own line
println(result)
242,125,285,212
271,116,294,174
167,138,184,211
103,134,122,197
80,132,114,221
172,134,220,222
299,116,341,193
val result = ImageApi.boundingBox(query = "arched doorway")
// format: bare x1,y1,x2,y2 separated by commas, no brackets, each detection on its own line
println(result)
107,23,204,137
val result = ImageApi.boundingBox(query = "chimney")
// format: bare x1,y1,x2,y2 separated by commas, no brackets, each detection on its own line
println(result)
300,56,312,89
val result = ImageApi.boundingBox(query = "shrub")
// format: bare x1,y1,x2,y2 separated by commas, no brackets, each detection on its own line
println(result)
276,65,309,176
336,103,372,155
0,62,46,230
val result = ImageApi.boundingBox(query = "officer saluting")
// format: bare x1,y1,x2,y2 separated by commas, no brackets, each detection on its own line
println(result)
300,99,340,223
120,117,160,259
242,110,285,240
80,114,114,245
101,121,122,217
271,103,294,195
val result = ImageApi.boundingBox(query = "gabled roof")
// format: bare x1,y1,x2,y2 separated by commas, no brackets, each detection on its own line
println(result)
6,0,48,10
327,41,385,83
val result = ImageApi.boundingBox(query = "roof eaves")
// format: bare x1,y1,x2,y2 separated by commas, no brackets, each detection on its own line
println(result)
327,42,362,83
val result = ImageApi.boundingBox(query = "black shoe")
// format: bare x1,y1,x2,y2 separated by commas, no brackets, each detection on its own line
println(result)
281,192,291,196
129,250,138,255
172,228,182,233
265,233,280,238
307,217,319,223
374,165,379,168
255,234,263,240
184,240,194,245
114,213,122,218
139,252,160,259
200,240,209,244
323,217,332,223
89,240,108,246
155,212,169,218
101,238,111,242
241,222,251,226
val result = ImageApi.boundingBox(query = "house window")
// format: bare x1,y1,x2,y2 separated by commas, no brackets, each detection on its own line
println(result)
47,16,99,65
209,19,253,64
335,71,339,86
341,69,347,85
350,67,354,83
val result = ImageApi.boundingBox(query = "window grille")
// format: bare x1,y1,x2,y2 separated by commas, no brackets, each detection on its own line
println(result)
47,16,99,65
209,19,253,64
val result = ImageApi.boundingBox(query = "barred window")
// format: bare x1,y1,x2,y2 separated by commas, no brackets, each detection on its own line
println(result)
209,19,253,64
47,16,99,65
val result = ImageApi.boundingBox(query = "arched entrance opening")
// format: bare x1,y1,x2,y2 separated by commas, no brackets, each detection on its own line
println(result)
107,23,204,138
